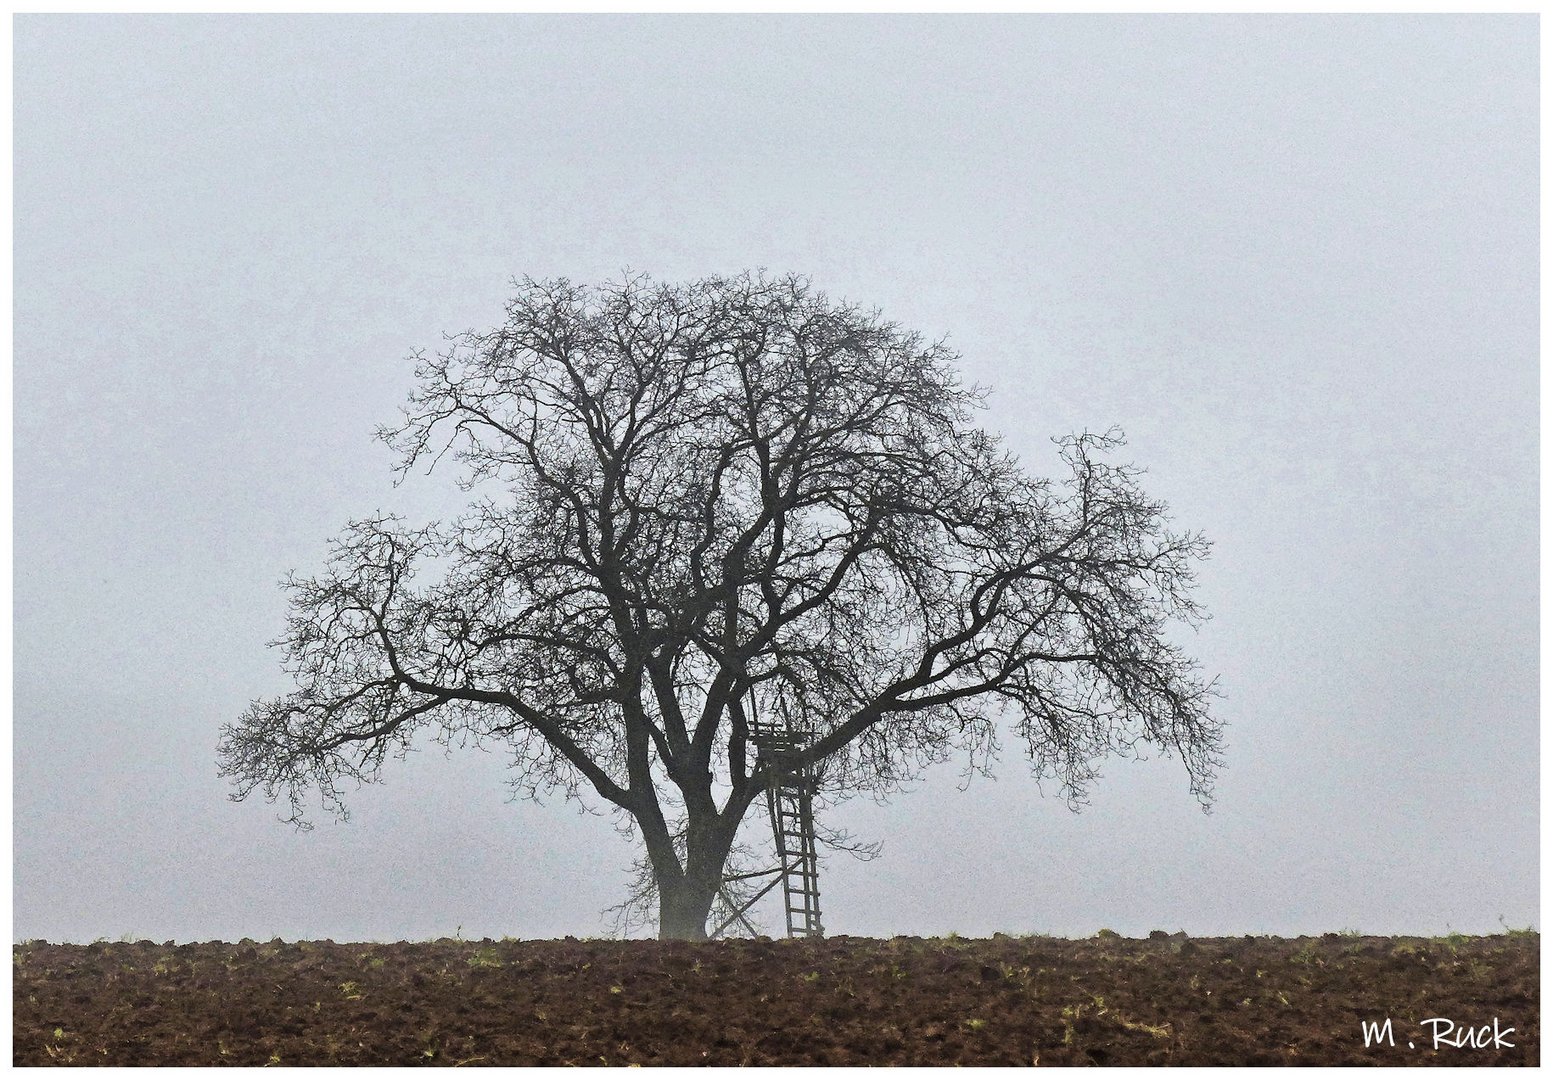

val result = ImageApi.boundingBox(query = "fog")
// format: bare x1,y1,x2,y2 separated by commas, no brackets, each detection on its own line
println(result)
14,14,1537,942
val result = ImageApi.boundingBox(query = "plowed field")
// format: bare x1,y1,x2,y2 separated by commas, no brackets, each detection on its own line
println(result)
13,933,1538,1066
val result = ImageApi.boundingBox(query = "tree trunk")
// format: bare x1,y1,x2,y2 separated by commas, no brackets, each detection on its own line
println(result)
657,874,719,941
653,811,739,940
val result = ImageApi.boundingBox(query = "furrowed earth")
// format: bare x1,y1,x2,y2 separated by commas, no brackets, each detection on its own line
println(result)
13,932,1538,1066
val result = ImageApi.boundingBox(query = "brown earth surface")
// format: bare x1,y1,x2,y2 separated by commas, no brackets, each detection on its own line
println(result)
12,932,1538,1066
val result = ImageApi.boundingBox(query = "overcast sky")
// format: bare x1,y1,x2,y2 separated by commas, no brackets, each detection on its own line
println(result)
14,14,1537,943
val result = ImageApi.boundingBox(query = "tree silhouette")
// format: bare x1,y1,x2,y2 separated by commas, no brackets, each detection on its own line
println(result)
219,272,1221,939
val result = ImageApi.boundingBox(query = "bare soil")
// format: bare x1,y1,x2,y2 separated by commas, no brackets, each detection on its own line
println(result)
13,932,1538,1066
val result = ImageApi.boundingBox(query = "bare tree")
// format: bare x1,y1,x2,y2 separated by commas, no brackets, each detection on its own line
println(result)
219,272,1221,940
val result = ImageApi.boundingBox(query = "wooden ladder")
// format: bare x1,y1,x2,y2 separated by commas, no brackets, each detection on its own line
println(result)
756,728,823,938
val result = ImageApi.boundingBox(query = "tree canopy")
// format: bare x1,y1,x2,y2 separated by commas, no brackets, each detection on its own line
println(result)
219,272,1221,938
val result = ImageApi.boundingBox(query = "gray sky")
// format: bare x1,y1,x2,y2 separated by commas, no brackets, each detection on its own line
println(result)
14,14,1537,943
